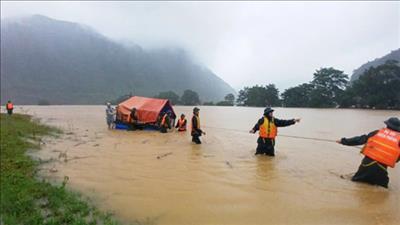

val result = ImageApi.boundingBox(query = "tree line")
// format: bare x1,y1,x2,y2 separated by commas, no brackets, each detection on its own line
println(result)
155,90,236,106
111,60,399,109
237,60,400,109
111,89,235,106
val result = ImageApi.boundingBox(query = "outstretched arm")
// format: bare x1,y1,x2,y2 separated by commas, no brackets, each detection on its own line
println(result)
337,130,378,146
274,118,299,127
250,118,264,133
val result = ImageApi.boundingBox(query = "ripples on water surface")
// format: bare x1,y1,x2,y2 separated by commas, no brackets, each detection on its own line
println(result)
11,106,400,225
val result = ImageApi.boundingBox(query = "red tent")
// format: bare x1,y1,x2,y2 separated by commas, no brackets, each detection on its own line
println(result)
116,96,176,124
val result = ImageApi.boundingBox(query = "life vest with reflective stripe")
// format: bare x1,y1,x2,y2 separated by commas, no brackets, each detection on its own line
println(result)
191,115,200,132
177,118,187,131
161,114,168,126
6,103,13,110
362,128,400,168
259,116,277,139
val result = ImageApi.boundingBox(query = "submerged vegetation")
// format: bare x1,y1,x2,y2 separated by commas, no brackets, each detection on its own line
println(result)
0,114,127,225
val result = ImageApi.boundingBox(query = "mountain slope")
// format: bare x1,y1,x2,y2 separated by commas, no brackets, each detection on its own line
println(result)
1,15,235,104
351,49,400,82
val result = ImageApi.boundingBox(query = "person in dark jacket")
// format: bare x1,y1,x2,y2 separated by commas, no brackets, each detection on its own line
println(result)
191,107,205,144
336,117,400,188
250,107,300,156
128,108,144,130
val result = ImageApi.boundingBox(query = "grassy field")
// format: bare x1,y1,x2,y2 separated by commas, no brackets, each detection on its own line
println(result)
0,113,129,225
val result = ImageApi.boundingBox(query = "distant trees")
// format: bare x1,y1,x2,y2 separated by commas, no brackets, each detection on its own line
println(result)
281,68,348,108
281,62,399,109
224,93,235,104
110,61,399,110
281,83,313,107
181,89,201,106
110,92,133,105
216,93,235,106
308,67,348,107
236,84,280,107
203,101,215,106
154,91,180,105
37,99,51,105
341,60,400,109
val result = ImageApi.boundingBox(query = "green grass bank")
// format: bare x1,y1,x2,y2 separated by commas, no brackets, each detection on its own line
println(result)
0,113,124,225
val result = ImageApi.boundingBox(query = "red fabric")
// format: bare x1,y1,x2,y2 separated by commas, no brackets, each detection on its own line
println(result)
117,96,175,124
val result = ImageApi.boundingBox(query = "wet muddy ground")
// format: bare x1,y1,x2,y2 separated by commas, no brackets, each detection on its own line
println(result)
8,106,400,225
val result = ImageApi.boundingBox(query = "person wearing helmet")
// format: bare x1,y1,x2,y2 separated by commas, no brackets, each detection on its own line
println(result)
191,107,206,144
250,107,300,156
336,117,400,188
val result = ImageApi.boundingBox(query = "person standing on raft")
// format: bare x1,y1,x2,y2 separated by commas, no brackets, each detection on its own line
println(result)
250,107,300,156
336,117,400,188
191,107,205,144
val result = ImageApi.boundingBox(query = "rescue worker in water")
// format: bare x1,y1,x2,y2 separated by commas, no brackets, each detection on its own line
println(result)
160,112,171,133
191,107,206,144
175,114,187,132
250,107,300,156
336,117,400,188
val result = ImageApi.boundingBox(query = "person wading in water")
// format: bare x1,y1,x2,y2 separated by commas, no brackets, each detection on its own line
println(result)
250,107,300,156
175,114,187,132
160,112,171,133
336,117,400,188
191,107,205,144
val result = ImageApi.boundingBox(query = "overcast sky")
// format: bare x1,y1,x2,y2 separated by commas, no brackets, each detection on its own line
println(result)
1,1,399,91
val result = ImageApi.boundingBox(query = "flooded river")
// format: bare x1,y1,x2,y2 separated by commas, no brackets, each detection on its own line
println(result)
9,106,400,225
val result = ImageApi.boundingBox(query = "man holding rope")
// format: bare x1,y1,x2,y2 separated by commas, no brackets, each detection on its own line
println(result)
250,107,300,156
336,117,400,188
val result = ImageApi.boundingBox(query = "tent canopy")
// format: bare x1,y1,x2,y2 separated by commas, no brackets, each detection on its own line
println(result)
117,96,176,124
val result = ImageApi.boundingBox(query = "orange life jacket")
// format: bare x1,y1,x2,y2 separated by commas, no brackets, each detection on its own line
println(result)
362,128,400,168
191,115,200,132
259,116,277,139
161,114,168,126
6,103,13,110
177,118,187,131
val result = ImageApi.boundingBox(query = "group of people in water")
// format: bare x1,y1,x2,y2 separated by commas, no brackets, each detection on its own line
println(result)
105,103,400,189
105,103,206,144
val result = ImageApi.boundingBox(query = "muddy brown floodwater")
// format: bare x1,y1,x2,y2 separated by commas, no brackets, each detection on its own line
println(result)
9,106,400,225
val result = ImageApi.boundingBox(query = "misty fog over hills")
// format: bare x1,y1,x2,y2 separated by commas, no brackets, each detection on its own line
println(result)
0,15,235,104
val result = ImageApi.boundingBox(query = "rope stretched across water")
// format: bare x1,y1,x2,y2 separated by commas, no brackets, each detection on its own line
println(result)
202,125,360,148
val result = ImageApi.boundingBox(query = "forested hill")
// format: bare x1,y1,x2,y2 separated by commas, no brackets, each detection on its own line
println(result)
351,49,400,81
0,15,235,104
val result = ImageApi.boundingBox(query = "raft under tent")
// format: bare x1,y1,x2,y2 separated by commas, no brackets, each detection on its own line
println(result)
115,96,176,130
